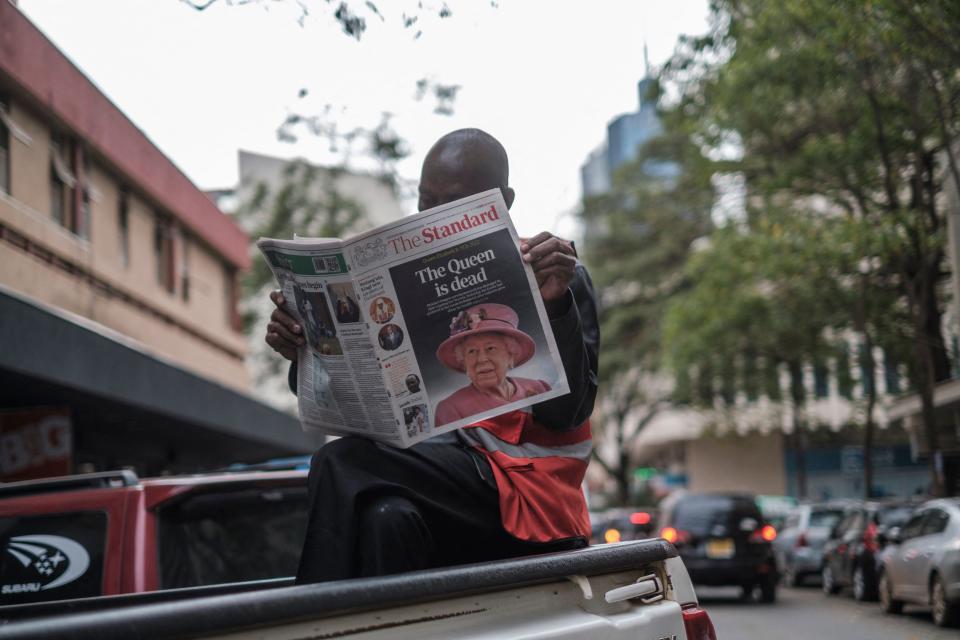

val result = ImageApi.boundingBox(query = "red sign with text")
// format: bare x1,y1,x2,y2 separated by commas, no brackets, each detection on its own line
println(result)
0,408,72,481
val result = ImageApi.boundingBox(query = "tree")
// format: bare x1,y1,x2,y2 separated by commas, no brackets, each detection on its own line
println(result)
663,211,850,497
578,96,715,503
663,0,960,495
234,160,368,406
181,0,497,41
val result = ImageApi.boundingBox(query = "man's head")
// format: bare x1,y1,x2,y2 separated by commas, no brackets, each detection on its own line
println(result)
405,374,421,393
418,128,515,212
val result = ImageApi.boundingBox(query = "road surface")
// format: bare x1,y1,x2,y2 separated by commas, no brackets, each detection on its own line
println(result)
699,584,956,639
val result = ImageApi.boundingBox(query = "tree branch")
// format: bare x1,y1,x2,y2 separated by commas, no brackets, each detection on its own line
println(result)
589,448,618,478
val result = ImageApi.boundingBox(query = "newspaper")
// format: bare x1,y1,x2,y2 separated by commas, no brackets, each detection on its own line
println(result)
257,189,569,448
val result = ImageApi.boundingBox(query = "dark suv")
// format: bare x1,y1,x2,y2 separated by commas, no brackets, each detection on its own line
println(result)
659,493,778,602
820,500,916,601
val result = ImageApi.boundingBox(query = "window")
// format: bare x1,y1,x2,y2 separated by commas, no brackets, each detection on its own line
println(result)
78,188,91,241
832,511,858,538
877,506,914,528
118,191,130,267
76,148,91,240
157,485,307,589
49,133,78,230
837,347,854,399
813,361,829,398
180,233,191,302
224,264,239,331
0,96,9,195
809,509,843,530
845,511,865,536
154,213,175,293
921,509,950,537
900,512,926,540
884,358,900,394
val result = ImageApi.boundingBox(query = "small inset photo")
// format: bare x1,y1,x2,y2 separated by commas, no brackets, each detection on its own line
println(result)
369,296,396,324
291,285,342,354
329,282,362,324
404,373,421,395
403,404,429,438
378,324,404,351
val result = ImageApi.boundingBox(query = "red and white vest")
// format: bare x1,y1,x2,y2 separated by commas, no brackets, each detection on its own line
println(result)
461,410,592,543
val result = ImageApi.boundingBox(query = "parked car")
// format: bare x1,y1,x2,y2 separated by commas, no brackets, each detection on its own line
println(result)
820,499,916,601
659,492,779,602
590,507,657,544
773,502,847,586
0,468,309,605
756,494,799,532
879,498,960,628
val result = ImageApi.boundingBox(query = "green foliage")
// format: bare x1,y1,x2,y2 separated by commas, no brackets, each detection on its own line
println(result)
663,211,850,405
580,120,715,385
235,159,366,298
659,0,958,406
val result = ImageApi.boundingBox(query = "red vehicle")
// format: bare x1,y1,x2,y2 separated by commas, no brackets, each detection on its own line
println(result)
0,470,719,639
0,469,309,605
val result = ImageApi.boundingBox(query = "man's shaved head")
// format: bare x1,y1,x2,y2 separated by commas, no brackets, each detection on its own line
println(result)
418,128,515,212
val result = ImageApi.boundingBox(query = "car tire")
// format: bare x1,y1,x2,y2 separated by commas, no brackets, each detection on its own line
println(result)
739,584,754,602
931,575,960,628
879,571,904,615
759,573,778,603
853,565,877,602
822,564,840,595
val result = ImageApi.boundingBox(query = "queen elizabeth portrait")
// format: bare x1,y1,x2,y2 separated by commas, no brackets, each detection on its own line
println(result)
434,303,550,427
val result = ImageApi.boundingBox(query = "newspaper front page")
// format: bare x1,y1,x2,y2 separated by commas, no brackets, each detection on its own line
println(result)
257,189,569,448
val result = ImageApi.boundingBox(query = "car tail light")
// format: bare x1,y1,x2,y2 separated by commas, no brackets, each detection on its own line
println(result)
795,532,808,548
682,605,718,640
630,511,651,525
660,527,691,545
863,522,878,553
604,528,621,544
749,525,777,543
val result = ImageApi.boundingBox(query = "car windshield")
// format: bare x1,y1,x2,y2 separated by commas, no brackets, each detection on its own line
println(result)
877,506,914,527
809,510,844,529
672,496,756,536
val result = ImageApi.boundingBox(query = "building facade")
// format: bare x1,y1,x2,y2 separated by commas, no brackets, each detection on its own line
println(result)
0,3,317,479
0,4,248,390
580,75,667,198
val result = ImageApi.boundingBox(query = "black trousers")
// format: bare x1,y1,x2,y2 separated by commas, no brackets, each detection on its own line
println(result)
296,436,586,583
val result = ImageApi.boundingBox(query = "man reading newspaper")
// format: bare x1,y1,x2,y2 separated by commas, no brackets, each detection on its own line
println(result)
265,129,599,582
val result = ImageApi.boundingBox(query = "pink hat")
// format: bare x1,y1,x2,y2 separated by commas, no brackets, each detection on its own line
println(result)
436,303,536,372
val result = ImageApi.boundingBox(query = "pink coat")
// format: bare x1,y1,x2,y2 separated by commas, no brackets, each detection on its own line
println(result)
434,378,551,427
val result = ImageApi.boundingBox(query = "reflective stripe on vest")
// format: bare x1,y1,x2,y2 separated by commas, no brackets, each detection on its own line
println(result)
459,426,592,462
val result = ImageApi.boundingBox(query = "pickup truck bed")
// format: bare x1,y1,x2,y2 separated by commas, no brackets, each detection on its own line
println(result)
0,539,711,640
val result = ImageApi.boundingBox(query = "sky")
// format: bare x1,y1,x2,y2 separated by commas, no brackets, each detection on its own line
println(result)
18,0,711,239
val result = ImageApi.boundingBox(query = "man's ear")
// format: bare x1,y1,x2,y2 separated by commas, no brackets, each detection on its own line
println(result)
501,187,516,210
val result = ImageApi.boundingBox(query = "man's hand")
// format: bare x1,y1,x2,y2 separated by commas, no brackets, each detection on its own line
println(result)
520,232,577,316
265,290,304,362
